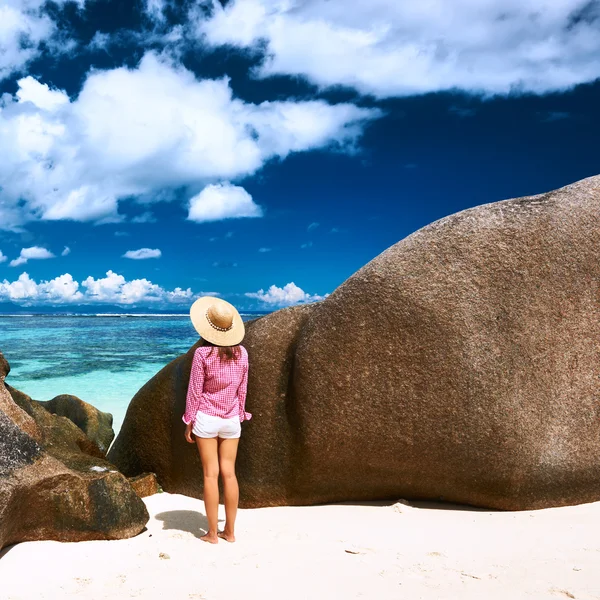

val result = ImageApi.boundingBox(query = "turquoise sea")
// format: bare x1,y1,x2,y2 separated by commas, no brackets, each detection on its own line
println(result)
0,313,266,436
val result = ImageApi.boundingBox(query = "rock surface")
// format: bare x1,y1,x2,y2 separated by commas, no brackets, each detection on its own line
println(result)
109,304,315,506
0,351,9,378
128,472,161,498
0,366,148,549
109,175,600,510
37,394,114,455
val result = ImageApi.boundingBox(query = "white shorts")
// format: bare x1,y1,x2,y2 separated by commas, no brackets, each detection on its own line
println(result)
192,411,241,439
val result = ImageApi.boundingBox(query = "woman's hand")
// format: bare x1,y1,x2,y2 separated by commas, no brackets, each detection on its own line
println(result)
185,422,195,444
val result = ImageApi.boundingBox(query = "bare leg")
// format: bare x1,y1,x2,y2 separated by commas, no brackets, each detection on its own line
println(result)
196,436,219,544
217,437,240,542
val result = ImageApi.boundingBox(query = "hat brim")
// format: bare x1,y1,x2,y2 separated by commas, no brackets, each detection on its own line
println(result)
190,297,245,346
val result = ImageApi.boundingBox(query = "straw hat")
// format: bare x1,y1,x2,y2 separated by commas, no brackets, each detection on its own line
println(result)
189,296,245,346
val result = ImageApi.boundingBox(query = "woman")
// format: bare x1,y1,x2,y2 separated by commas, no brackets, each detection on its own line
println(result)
182,297,251,544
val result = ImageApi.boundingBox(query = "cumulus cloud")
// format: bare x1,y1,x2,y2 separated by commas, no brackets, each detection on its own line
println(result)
0,0,86,82
0,1,55,81
82,270,187,304
16,76,70,111
246,282,326,307
61,246,70,256
197,0,600,97
188,183,262,223
0,251,7,264
0,270,199,306
122,248,162,259
9,246,55,267
0,53,380,230
0,272,83,303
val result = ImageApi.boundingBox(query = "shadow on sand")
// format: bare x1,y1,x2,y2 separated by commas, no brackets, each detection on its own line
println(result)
0,544,17,560
154,510,225,539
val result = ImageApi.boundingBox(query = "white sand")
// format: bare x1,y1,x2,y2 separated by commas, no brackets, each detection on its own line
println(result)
1,493,599,600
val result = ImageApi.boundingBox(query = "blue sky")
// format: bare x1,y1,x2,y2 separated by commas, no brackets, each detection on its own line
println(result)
0,0,599,311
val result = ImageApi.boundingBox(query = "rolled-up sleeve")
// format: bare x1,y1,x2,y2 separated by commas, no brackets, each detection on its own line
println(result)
183,348,205,425
237,359,251,423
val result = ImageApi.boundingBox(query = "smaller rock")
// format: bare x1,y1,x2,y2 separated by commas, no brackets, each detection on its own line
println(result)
129,472,161,498
0,351,9,379
37,394,114,455
159,553,170,560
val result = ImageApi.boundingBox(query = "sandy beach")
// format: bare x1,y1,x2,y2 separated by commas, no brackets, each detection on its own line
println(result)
1,492,599,600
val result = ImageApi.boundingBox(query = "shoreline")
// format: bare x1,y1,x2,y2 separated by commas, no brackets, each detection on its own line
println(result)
1,492,599,599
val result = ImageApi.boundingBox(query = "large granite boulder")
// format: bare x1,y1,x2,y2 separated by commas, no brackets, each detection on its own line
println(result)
109,175,600,510
109,304,314,505
0,371,148,549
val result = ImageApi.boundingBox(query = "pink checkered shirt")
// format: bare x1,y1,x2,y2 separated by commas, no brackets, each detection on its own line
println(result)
182,345,251,425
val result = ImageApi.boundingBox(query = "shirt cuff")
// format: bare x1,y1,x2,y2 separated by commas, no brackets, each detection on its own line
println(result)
182,414,194,425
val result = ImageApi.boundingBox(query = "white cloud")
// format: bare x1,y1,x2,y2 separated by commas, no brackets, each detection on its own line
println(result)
0,53,380,230
0,251,7,263
81,270,193,305
0,269,200,306
0,1,54,81
246,282,326,307
145,0,168,23
258,247,271,252
16,76,70,112
61,246,70,256
307,222,319,232
300,241,313,249
188,182,262,223
0,272,83,303
0,272,41,300
197,0,600,97
0,0,85,82
9,245,55,267
123,248,162,260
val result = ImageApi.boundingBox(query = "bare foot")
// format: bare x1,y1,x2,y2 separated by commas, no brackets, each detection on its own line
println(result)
200,533,218,544
218,531,236,543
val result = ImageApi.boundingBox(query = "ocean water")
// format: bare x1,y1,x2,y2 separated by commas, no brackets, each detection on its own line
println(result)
0,313,266,436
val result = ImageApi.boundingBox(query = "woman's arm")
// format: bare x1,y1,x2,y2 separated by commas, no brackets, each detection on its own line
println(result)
182,348,205,425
